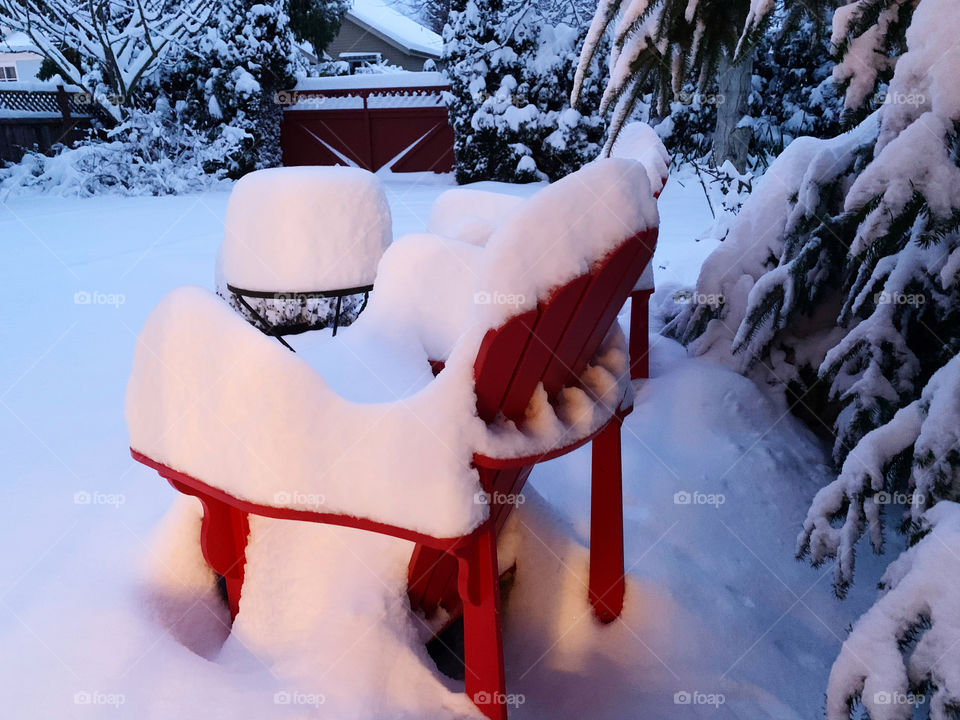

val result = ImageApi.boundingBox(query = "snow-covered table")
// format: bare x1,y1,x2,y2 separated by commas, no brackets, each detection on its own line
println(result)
215,166,392,342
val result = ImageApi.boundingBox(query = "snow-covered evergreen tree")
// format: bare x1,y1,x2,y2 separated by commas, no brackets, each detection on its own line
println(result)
647,2,841,168
162,0,302,177
666,0,960,714
288,0,349,54
572,0,783,168
443,0,607,183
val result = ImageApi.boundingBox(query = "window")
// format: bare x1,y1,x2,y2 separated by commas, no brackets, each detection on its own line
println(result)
339,52,381,75
0,65,17,82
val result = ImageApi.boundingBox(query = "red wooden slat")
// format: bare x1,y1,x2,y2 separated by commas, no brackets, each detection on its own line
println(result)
473,309,539,423
629,289,654,380
498,276,591,421
538,240,638,393
565,230,657,384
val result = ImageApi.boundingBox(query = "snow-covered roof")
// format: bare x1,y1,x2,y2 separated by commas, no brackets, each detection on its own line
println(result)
346,0,442,58
294,70,446,91
0,30,42,56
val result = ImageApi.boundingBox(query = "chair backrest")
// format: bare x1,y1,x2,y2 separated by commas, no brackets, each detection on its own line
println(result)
473,228,658,424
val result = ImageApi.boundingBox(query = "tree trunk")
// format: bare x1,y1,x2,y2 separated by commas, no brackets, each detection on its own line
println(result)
712,52,753,173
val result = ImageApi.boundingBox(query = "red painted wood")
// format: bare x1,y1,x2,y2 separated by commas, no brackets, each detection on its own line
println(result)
588,420,625,623
456,522,507,720
390,121,455,173
131,450,478,552
166,478,250,619
558,230,658,393
540,233,654,394
498,276,591,421
473,309,539,424
281,105,454,173
629,289,653,380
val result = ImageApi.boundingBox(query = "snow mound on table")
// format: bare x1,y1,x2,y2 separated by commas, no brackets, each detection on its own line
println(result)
218,166,392,292
427,188,525,246
609,121,671,197
126,286,487,538
479,158,657,328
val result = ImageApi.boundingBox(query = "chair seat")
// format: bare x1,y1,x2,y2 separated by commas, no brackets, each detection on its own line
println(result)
288,325,434,403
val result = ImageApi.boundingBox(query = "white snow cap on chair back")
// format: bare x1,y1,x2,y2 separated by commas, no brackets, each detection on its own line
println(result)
219,166,392,292
609,122,670,197
478,158,658,327
427,188,525,246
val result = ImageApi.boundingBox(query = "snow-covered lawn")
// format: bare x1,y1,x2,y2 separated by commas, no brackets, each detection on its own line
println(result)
0,170,886,718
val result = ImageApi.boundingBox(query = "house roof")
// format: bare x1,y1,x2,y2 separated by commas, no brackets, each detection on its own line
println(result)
346,0,442,58
0,29,42,55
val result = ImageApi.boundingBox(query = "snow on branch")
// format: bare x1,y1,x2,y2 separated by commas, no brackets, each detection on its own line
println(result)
0,0,214,121
798,353,960,596
825,501,960,720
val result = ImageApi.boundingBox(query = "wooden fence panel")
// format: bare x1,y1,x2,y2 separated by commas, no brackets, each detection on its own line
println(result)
280,80,454,173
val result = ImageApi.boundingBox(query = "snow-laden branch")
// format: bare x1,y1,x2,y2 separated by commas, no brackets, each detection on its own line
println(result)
0,0,214,121
826,501,960,720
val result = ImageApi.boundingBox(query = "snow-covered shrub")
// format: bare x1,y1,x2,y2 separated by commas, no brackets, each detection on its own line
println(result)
0,102,236,198
159,0,302,177
443,0,606,183
666,1,960,714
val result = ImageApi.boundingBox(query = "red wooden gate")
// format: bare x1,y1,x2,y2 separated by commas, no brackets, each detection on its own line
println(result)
279,74,454,173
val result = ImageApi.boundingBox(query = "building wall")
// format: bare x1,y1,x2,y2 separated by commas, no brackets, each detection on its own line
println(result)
0,52,43,81
16,58,43,81
325,18,430,72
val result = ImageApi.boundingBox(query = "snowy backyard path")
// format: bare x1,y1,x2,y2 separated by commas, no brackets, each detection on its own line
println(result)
0,172,887,718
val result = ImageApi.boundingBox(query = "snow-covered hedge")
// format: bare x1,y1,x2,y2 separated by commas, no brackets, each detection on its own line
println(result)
664,0,960,716
0,103,237,198
443,0,606,183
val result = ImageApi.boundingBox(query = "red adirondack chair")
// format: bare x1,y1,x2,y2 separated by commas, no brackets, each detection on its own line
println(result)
130,163,659,720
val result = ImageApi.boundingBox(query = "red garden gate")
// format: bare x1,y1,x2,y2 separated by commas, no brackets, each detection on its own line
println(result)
279,73,454,173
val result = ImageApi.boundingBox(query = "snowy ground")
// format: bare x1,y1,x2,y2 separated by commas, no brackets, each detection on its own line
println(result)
0,169,887,718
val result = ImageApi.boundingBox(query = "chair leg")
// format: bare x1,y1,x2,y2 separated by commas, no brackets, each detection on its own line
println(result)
169,480,249,620
456,522,507,720
629,289,653,380
589,419,625,623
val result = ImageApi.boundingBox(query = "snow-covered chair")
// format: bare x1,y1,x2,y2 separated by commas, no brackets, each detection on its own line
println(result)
426,133,669,380
216,166,391,342
127,159,659,720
